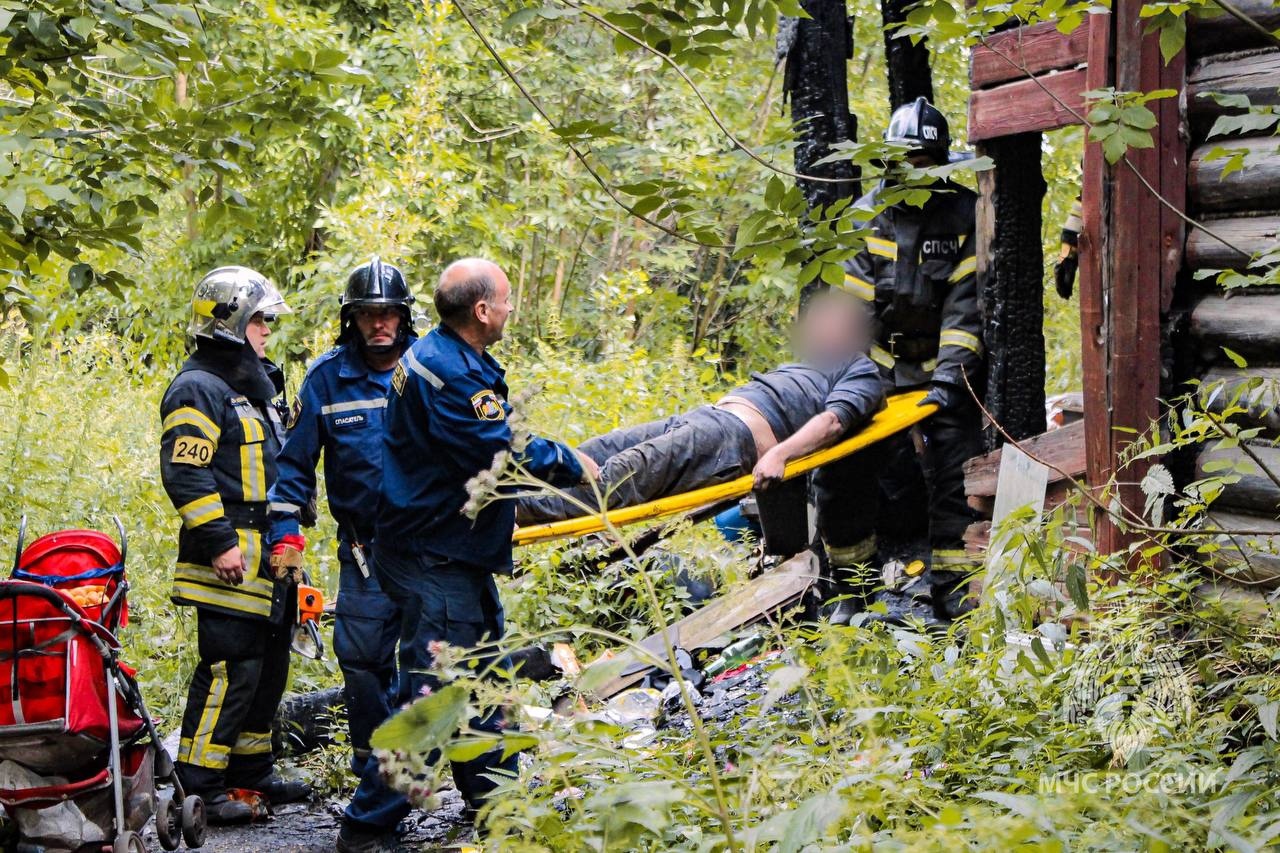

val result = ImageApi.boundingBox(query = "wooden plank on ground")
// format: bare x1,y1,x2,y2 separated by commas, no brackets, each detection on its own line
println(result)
968,68,1088,142
964,419,1086,497
586,551,819,699
970,18,1093,89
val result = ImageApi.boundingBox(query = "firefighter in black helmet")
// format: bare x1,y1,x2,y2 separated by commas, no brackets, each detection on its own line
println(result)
266,257,419,852
823,97,985,626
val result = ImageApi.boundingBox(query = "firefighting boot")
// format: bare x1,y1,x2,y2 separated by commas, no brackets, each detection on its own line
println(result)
820,539,879,626
866,559,946,631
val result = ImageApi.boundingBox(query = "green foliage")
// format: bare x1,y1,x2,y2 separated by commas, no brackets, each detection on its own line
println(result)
1085,88,1177,164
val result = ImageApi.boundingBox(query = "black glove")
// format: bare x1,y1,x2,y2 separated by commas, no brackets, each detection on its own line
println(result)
1054,252,1078,300
919,381,961,411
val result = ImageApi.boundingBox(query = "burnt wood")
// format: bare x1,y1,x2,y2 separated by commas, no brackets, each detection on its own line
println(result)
970,18,1092,89
1190,137,1280,215
1200,511,1280,590
1199,366,1280,432
982,132,1047,443
1185,214,1280,271
968,68,1089,141
1190,293,1280,359
881,0,934,108
1196,443,1280,513
1187,48,1280,142
1188,0,1280,58
781,0,860,211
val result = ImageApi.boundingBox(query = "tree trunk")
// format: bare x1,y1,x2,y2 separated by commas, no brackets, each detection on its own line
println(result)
779,0,859,212
880,0,934,109
982,132,1047,444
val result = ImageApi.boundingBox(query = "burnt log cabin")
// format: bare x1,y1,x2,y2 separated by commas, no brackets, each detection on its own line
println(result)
960,1,1280,590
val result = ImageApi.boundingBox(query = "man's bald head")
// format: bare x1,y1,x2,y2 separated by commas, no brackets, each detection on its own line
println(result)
435,258,513,347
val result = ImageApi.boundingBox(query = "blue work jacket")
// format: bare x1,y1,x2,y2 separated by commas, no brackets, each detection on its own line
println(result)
268,344,395,543
376,324,583,573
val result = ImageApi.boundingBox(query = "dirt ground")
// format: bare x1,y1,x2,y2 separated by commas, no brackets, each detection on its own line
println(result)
141,790,477,853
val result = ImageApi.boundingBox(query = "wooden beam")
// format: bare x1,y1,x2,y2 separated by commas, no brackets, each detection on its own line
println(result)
968,68,1088,141
586,551,819,699
1187,48,1280,142
1190,138,1280,215
1188,0,1280,58
1078,5,1185,563
1190,293,1280,360
964,419,1086,498
1196,444,1280,515
970,18,1092,89
1186,214,1280,271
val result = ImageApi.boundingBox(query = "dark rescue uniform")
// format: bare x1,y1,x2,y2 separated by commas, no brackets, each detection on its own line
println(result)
840,180,985,613
159,342,293,791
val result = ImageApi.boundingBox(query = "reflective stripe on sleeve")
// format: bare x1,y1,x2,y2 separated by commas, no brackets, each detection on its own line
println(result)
268,501,301,515
949,256,977,282
178,494,225,529
870,345,896,370
867,237,898,260
939,328,984,355
839,273,875,302
404,350,445,390
163,407,221,442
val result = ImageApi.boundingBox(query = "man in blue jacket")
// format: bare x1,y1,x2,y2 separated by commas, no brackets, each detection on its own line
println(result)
337,258,593,852
266,258,416,846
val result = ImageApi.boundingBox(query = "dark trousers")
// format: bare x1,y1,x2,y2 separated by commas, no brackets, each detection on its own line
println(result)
357,548,513,828
517,406,758,523
337,542,409,829
811,447,882,591
176,607,293,795
879,392,984,615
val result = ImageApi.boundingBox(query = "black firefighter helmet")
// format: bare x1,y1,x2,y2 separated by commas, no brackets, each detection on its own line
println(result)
884,96,950,163
338,256,415,353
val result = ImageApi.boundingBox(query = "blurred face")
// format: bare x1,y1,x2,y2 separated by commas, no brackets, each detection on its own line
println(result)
245,312,271,358
795,292,869,367
475,273,514,345
354,305,402,349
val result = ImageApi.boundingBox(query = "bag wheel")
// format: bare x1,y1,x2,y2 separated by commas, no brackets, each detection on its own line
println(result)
156,792,181,851
181,794,206,848
113,831,146,853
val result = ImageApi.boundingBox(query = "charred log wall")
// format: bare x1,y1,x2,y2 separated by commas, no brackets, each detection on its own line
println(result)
880,0,933,108
1180,10,1280,588
780,0,859,211
982,132,1047,444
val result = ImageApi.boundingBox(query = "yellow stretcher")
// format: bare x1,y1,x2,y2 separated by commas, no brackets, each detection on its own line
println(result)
513,390,936,547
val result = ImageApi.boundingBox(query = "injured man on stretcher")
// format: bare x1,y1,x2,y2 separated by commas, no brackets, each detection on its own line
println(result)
517,290,883,525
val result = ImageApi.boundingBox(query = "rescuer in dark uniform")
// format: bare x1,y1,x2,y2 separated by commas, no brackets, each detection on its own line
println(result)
338,258,592,852
266,258,417,846
159,266,311,824
835,98,985,624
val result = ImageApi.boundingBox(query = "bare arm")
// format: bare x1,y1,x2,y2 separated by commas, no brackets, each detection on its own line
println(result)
752,410,845,489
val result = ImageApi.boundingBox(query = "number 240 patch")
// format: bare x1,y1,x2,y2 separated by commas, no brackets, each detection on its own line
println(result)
171,435,215,466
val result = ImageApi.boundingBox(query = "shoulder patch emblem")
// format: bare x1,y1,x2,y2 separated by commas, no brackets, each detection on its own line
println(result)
471,389,505,421
171,435,215,467
391,363,407,396
286,398,302,431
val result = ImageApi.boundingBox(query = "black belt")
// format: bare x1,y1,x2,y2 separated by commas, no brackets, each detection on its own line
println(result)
883,334,938,361
224,502,268,531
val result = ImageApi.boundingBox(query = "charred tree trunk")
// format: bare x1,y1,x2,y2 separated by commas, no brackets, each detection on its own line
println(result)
983,132,1047,444
880,0,933,109
779,0,859,211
